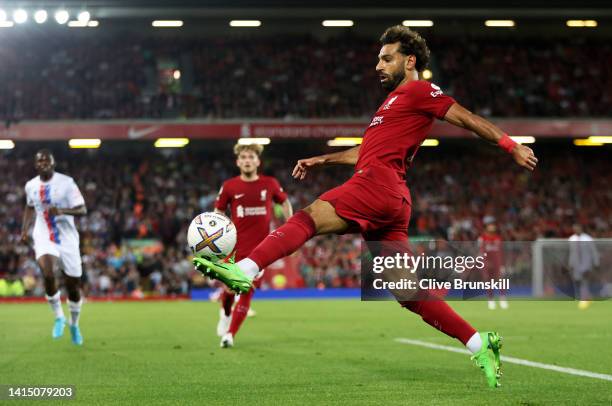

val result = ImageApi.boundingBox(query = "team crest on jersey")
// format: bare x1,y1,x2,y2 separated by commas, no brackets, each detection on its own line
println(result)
383,95,398,110
260,190,267,201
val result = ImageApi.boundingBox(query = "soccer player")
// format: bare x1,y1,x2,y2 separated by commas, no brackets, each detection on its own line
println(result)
213,143,292,348
568,224,599,309
195,26,538,387
20,150,87,345
478,220,507,310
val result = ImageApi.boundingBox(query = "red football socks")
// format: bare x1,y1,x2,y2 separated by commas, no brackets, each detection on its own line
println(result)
401,299,477,345
220,290,235,317
249,210,317,269
228,287,255,337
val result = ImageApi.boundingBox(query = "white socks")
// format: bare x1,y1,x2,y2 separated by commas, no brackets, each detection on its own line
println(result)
68,299,83,326
236,258,260,281
45,291,64,319
466,332,483,354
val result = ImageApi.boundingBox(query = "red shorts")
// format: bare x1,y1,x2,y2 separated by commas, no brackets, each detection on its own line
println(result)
319,165,411,241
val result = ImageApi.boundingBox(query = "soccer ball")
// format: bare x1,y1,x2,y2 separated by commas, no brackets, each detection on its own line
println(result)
187,212,237,261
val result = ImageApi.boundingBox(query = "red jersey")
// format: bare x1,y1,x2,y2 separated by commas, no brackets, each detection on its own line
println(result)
478,232,504,267
215,175,287,259
356,80,455,179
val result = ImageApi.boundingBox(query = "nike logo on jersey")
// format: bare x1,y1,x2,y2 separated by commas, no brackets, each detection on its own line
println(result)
234,194,245,199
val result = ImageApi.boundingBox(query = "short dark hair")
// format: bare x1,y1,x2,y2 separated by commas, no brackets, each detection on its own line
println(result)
379,25,431,72
35,149,54,159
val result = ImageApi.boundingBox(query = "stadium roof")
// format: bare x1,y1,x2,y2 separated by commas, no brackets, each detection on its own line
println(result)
2,0,611,18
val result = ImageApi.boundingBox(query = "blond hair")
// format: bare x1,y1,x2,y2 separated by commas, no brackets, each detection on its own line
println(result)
233,143,264,157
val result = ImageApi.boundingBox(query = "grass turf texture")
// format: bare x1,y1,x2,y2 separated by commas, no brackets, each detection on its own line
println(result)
1,300,611,405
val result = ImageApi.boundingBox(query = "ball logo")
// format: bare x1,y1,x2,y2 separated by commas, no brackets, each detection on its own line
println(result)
209,220,217,227
195,227,224,254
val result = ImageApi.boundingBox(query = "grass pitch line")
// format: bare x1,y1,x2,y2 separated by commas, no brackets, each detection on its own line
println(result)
395,338,612,382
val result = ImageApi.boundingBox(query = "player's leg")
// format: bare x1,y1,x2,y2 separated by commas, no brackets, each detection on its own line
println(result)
221,275,263,347
495,266,508,309
370,223,502,388
217,288,235,336
60,250,85,345
220,287,253,348
486,267,497,310
38,254,66,339
194,199,349,293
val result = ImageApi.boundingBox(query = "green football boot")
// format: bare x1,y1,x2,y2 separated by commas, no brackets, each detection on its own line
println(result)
193,256,252,294
471,331,503,388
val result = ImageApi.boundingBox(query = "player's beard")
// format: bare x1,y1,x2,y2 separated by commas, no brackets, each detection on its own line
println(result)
382,69,405,92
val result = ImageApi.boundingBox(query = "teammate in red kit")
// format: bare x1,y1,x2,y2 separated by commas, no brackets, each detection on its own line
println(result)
213,142,293,348
195,25,538,387
478,220,507,310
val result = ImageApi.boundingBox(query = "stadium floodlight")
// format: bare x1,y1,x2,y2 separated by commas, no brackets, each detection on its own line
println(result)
322,20,353,27
587,136,612,143
87,20,99,27
0,9,6,21
154,138,189,148
229,20,261,27
485,20,515,27
402,20,434,27
68,139,101,149
422,69,433,80
510,136,535,144
566,20,598,27
0,21,13,28
55,9,70,24
237,138,271,145
421,139,439,146
34,10,48,24
77,11,90,23
173,70,181,80
13,9,28,24
573,139,603,146
327,137,363,146
0,140,15,149
152,20,183,27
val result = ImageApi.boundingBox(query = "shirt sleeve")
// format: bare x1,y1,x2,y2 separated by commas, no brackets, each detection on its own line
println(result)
412,81,456,119
270,178,288,204
67,179,86,207
214,183,230,211
25,184,34,207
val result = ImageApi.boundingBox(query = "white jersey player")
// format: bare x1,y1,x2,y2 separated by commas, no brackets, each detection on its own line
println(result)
20,150,88,345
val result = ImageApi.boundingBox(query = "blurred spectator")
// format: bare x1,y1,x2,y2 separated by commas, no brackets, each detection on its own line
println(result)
0,144,609,296
1,33,610,121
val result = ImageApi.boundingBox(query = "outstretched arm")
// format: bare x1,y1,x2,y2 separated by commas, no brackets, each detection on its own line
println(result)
48,204,87,217
444,103,538,171
292,145,360,180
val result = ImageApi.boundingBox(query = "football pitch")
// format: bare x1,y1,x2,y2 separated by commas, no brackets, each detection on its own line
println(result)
1,300,611,405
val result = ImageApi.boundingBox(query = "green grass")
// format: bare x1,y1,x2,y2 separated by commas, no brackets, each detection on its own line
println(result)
1,300,611,405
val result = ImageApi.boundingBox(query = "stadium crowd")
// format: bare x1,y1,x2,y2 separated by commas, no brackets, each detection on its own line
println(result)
1,34,610,122
0,145,609,297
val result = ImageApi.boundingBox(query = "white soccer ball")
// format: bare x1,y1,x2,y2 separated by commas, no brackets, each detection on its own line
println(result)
187,212,237,261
